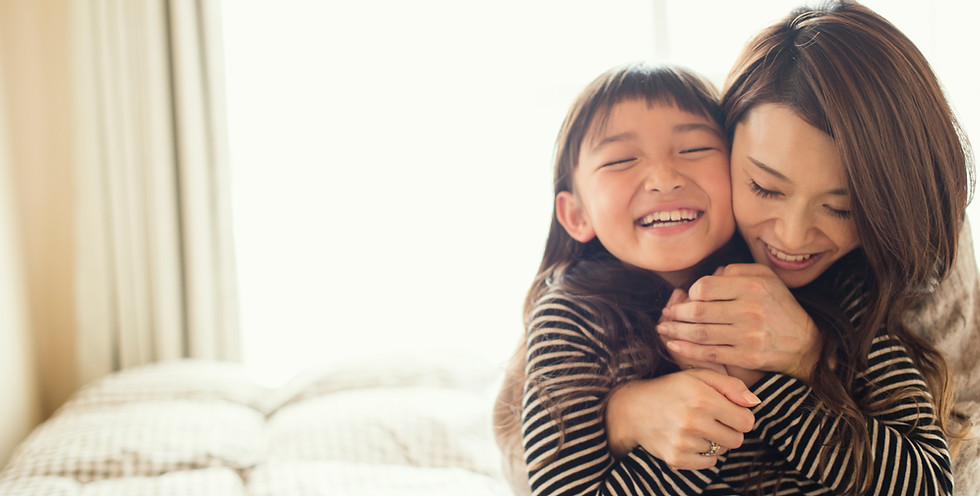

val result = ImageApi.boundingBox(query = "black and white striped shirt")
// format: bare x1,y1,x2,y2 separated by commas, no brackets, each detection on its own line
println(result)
521,288,952,495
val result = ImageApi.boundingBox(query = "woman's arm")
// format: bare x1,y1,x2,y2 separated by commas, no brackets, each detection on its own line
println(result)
656,263,952,494
749,333,952,495
522,293,748,495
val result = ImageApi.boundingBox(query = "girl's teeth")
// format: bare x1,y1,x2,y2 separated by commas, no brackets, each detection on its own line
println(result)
640,209,698,226
767,244,812,262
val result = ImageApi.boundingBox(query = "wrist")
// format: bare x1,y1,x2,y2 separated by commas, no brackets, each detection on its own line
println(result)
791,323,822,383
603,382,638,459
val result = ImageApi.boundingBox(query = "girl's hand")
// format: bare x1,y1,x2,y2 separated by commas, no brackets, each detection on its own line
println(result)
658,263,821,382
604,369,759,470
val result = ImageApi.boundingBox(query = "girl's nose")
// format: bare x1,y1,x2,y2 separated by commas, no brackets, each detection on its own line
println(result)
644,161,684,192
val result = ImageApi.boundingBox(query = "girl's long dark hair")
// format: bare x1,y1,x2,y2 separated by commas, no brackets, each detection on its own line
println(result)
517,63,732,465
723,2,974,494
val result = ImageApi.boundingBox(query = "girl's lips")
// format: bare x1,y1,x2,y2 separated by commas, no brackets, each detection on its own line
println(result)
637,208,702,227
762,241,823,271
636,208,703,236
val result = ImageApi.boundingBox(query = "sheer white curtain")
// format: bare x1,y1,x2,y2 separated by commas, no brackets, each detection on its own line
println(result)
223,0,979,386
0,32,41,467
73,0,239,385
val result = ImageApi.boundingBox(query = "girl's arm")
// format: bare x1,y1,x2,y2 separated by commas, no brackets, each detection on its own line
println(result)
748,333,952,495
523,293,737,496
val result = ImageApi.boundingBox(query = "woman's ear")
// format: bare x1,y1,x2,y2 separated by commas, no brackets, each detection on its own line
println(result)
556,191,596,243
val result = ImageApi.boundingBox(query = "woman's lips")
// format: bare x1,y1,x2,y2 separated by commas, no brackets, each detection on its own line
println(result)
762,241,822,270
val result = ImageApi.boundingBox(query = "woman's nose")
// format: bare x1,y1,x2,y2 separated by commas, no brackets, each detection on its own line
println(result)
772,206,814,250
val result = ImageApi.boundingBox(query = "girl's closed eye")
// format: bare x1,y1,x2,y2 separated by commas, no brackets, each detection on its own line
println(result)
748,179,781,199
679,146,715,154
601,157,637,168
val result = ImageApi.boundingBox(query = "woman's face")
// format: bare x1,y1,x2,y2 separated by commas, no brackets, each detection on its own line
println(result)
731,103,860,288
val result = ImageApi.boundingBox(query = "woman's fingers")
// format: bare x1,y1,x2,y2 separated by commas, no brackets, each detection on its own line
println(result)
659,325,729,372
665,339,753,370
657,318,737,346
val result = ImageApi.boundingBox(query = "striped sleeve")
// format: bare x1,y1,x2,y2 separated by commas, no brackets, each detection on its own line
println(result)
521,293,718,496
749,333,953,495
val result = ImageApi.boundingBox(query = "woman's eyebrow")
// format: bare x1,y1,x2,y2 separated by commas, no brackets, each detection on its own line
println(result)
748,156,791,182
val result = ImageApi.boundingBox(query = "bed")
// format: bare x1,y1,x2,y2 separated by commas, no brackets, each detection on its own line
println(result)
0,356,512,495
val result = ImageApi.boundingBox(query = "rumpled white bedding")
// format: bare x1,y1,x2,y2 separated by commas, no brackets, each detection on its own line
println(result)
0,357,511,495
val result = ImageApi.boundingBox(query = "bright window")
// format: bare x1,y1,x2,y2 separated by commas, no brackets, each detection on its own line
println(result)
222,0,979,385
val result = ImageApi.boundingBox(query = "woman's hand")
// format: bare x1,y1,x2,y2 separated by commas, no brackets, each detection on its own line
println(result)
604,369,759,470
659,288,728,375
657,263,821,382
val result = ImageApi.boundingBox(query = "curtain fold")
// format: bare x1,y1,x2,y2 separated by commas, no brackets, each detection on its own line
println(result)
74,0,239,386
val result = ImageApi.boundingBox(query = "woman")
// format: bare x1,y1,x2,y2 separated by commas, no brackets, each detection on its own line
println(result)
495,1,977,494
610,1,974,494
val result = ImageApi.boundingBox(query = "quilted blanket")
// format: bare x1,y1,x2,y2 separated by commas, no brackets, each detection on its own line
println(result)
0,357,511,495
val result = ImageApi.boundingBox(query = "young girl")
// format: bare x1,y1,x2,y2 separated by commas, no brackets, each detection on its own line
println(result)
504,59,955,494
499,63,760,494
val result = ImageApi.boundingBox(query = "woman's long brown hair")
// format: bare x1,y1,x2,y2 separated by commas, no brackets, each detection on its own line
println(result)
723,2,974,494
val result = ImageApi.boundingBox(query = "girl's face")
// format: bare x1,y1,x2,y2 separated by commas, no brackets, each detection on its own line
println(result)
557,99,735,286
731,103,860,288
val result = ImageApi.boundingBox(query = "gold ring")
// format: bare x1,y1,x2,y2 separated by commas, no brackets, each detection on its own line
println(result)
699,441,720,456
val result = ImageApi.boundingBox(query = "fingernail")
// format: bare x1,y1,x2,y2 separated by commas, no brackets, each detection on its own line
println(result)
666,341,680,351
656,324,667,334
743,391,761,406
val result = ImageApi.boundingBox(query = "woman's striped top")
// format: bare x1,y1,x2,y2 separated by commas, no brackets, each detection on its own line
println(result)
521,287,952,495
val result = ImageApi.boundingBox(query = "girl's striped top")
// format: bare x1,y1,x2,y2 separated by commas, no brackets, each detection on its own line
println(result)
521,284,952,495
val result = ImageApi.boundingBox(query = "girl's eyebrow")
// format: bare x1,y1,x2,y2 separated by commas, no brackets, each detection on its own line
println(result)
590,132,636,152
590,123,721,152
674,122,724,139
748,156,848,195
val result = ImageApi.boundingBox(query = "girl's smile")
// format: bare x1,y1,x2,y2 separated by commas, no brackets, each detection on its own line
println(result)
637,208,702,229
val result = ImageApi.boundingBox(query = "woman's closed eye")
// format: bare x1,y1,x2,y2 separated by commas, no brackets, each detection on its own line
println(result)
750,179,853,219
748,179,781,199
825,205,852,220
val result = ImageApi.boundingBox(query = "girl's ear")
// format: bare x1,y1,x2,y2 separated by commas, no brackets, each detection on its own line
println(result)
556,191,596,243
